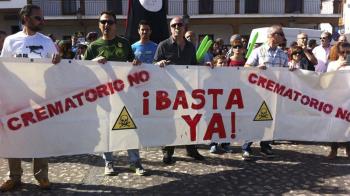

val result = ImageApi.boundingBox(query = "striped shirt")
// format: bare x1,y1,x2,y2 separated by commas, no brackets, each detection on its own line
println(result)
246,44,288,67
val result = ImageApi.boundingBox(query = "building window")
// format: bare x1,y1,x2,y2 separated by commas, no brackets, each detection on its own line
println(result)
199,0,213,14
245,0,259,14
106,0,122,15
62,0,77,15
285,0,303,14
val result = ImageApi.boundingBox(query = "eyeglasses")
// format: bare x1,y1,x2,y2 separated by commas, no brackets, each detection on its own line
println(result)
170,23,183,28
31,16,44,21
273,32,284,37
99,20,115,25
232,45,243,49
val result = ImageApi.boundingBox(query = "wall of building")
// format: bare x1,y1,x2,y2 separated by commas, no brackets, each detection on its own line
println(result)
0,0,26,9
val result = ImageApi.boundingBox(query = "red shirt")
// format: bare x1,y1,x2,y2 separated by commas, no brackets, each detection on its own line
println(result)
227,59,245,67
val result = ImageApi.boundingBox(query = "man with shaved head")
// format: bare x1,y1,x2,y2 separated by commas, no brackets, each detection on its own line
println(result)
154,16,204,164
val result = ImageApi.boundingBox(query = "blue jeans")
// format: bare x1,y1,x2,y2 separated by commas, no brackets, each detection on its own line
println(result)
103,149,140,166
242,141,271,152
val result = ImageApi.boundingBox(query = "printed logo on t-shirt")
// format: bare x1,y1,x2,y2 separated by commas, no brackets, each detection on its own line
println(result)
26,45,44,57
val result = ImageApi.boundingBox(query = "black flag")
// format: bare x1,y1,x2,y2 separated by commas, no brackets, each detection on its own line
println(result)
125,0,169,44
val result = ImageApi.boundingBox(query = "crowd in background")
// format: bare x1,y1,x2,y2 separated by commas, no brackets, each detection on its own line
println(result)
0,4,350,192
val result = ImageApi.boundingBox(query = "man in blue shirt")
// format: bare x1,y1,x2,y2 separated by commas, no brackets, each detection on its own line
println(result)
132,20,157,64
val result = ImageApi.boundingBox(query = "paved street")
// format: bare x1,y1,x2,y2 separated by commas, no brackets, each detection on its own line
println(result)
1,142,350,195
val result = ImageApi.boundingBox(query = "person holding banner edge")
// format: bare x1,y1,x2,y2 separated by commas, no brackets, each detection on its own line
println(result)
243,25,289,160
0,4,60,192
154,16,204,164
83,11,145,176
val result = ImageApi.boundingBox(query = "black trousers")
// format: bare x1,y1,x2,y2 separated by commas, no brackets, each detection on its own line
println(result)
162,145,198,157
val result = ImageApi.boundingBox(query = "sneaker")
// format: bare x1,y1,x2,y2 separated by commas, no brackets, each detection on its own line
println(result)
0,179,21,192
242,150,252,161
104,162,117,176
209,145,218,153
260,148,275,158
129,163,147,176
162,154,175,165
37,179,51,190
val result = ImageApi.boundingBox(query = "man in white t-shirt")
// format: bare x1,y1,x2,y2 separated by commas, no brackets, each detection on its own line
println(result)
312,31,332,73
0,4,60,192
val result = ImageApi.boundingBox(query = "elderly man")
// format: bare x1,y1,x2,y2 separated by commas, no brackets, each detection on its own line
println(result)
312,31,332,73
154,16,204,164
243,25,288,160
0,4,60,191
296,32,317,70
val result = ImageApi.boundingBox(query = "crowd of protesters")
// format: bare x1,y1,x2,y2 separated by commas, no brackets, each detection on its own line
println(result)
1,4,350,192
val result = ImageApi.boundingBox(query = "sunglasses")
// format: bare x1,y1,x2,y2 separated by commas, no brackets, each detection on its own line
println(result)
31,16,44,21
99,20,115,25
273,32,284,37
292,51,303,55
340,50,350,55
232,45,243,49
320,37,328,40
170,23,183,28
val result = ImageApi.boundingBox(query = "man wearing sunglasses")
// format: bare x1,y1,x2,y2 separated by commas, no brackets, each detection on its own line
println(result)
312,31,332,73
154,16,204,164
296,32,317,71
0,4,60,192
84,11,144,176
243,25,288,160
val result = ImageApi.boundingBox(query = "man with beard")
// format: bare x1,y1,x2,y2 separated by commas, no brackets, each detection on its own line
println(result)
154,16,204,164
84,11,143,176
0,4,60,192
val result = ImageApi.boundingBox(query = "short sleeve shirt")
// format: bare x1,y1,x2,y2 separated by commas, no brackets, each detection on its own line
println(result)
154,37,197,65
0,31,58,58
84,36,134,62
131,40,158,63
246,44,288,67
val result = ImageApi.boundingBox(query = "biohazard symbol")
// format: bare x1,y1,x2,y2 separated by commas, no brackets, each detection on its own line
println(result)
112,106,137,130
253,101,273,121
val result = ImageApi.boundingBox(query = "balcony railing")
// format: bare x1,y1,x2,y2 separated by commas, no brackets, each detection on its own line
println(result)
32,0,338,17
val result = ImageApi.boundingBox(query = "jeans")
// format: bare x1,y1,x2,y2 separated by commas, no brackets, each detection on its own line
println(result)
103,149,140,166
162,145,198,157
242,141,271,152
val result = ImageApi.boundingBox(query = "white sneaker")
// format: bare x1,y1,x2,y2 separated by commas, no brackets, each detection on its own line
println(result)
242,151,252,161
104,162,117,176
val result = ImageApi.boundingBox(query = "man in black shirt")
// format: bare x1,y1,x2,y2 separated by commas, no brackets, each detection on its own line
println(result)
154,16,204,164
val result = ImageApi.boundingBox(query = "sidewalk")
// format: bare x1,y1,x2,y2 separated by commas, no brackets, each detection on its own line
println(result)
1,142,350,195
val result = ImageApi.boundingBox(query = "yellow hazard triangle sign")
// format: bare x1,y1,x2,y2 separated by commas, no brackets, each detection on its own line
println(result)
112,106,137,130
253,101,273,121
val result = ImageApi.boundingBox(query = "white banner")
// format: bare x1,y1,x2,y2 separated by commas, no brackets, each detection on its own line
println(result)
1,58,350,158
